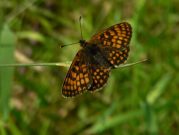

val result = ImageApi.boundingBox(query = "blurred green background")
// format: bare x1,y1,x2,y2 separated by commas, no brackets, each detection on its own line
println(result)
0,0,179,135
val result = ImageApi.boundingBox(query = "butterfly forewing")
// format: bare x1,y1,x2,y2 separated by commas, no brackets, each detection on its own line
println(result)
89,22,132,67
62,50,92,97
90,22,132,49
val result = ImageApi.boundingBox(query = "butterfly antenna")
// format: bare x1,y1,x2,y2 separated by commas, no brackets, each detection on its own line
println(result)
79,16,83,40
59,42,79,48
60,16,84,48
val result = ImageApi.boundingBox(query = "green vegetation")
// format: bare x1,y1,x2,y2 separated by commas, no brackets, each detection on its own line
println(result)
0,0,179,134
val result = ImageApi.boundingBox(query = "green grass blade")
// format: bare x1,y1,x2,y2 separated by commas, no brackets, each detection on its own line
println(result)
141,102,158,135
0,25,15,121
9,119,22,135
87,110,143,134
147,74,172,105
0,120,7,135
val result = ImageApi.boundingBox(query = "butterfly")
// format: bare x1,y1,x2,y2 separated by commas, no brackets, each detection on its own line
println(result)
62,22,132,97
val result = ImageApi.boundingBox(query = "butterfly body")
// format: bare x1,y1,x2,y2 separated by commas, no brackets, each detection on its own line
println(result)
62,22,132,97
81,41,112,68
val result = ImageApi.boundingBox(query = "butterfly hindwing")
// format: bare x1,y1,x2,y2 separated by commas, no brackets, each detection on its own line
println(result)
101,46,130,67
88,65,110,92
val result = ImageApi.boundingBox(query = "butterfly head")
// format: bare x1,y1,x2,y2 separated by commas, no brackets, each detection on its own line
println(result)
79,39,87,48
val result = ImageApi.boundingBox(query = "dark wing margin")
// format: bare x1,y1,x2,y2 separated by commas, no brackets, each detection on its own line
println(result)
62,50,92,97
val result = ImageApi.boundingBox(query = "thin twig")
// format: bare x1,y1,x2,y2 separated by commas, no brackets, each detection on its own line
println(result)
0,59,147,68
117,59,148,69
0,62,70,67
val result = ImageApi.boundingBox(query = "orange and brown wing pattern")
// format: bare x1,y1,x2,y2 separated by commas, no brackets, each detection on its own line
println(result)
62,50,92,97
89,22,132,49
101,46,130,67
88,66,110,92
62,22,132,97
